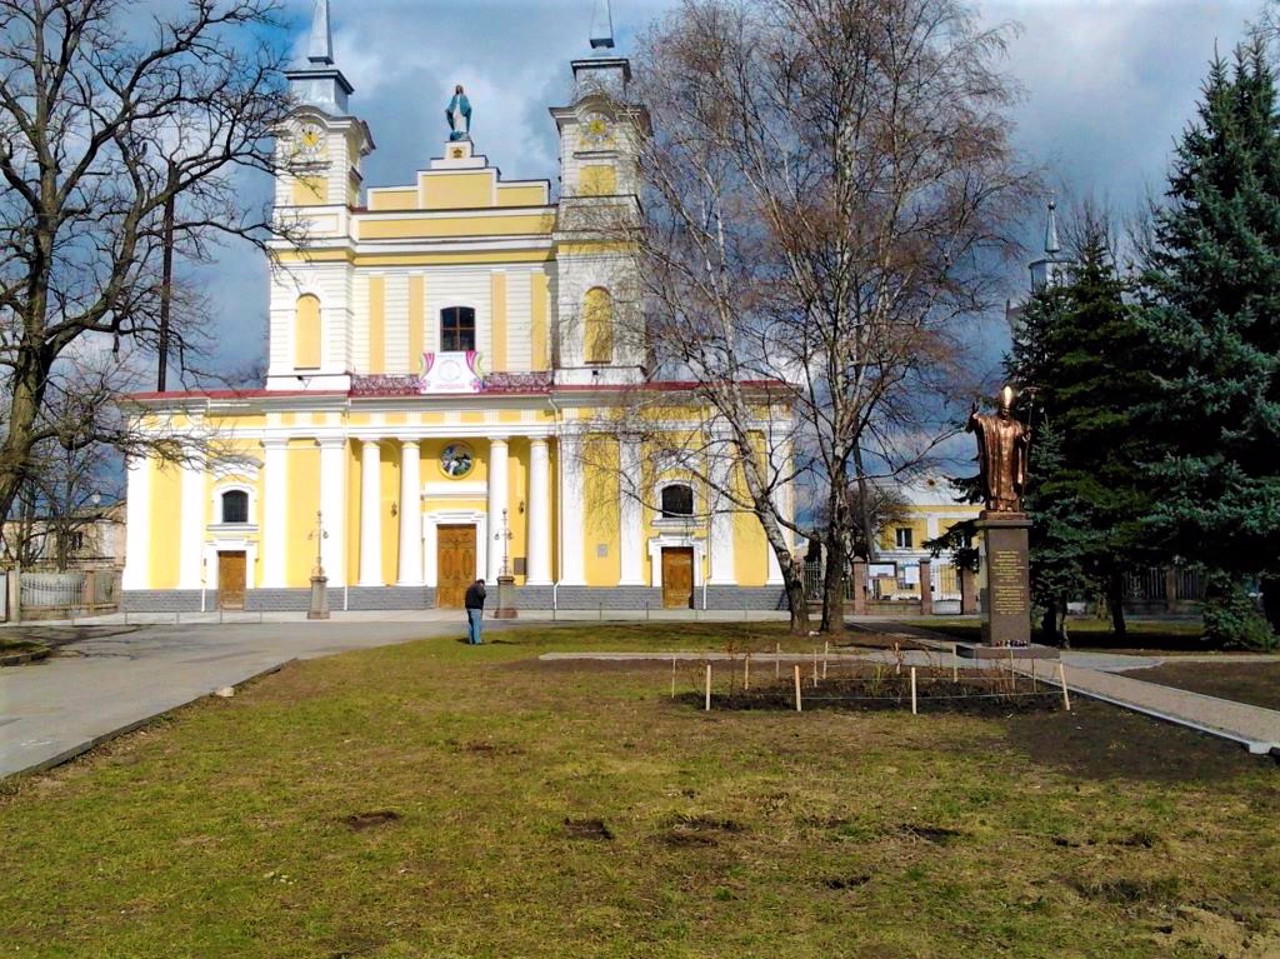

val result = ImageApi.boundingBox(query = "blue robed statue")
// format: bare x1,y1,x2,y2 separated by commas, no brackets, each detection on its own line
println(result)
446,85,472,141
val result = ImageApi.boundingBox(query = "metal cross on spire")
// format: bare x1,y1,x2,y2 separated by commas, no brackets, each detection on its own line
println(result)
590,0,615,50
308,0,334,65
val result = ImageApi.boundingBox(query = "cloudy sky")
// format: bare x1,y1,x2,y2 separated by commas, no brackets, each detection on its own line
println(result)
203,0,1263,377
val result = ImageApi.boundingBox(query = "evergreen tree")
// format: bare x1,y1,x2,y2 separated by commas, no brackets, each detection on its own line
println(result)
1141,38,1280,648
1007,223,1154,644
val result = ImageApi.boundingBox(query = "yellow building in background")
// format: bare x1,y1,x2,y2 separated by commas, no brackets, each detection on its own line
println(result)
121,1,792,613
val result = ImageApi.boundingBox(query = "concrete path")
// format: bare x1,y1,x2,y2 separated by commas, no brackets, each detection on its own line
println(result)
1052,661,1280,756
889,626,1280,756
0,616,480,779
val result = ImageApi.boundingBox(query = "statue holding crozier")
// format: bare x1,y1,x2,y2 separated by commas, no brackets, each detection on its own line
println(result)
966,384,1031,514
960,385,1049,657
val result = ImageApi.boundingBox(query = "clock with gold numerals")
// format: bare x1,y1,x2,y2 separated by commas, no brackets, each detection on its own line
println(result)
581,112,613,148
296,121,326,159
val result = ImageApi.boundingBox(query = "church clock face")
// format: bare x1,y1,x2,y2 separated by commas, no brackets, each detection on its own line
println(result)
582,112,612,148
296,121,326,159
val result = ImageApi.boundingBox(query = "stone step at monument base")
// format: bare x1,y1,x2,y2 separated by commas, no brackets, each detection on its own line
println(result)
955,642,1060,661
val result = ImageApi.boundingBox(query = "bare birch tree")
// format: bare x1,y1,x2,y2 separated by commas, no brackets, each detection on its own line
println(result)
0,0,294,526
621,0,1031,631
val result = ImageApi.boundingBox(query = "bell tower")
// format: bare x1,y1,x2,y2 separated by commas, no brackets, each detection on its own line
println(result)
276,0,374,216
549,0,651,384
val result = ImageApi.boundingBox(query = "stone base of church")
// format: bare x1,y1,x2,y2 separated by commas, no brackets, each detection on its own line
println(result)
121,585,790,614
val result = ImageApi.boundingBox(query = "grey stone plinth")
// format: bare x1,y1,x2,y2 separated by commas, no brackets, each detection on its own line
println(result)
977,511,1032,648
307,575,330,620
493,575,517,619
954,642,1059,661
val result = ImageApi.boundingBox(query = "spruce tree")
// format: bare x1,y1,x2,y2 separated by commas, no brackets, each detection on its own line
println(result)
1007,223,1153,643
1141,37,1280,648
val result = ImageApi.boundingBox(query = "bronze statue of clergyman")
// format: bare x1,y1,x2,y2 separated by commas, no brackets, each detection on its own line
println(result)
967,384,1031,513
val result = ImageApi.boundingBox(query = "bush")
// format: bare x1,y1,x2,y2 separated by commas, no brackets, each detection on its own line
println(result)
1202,579,1277,650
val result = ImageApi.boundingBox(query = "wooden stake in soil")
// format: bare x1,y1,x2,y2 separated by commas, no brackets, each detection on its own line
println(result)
705,663,712,711
1057,661,1072,711
744,653,751,691
671,654,677,698
894,642,900,675
794,665,803,712
1008,645,1016,691
775,642,781,680
911,666,918,715
823,641,829,680
812,648,819,686
952,643,958,682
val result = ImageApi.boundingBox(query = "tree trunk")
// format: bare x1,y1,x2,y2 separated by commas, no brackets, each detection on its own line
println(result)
820,528,846,636
1107,569,1127,638
753,503,809,635
1260,575,1280,632
0,351,53,528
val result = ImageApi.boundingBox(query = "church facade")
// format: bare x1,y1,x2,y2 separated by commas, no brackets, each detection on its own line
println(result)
120,3,793,613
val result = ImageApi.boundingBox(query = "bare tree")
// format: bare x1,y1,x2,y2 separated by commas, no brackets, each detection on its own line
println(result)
617,0,1031,632
0,0,294,526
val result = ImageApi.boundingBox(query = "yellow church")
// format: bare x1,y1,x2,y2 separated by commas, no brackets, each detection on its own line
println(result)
120,0,792,614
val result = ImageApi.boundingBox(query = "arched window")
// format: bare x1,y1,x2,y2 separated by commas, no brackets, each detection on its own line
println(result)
441,306,476,352
295,294,321,369
221,490,249,525
583,287,613,364
660,484,694,519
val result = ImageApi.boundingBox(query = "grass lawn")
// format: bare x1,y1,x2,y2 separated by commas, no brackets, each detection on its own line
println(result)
913,616,1211,653
2,623,1278,958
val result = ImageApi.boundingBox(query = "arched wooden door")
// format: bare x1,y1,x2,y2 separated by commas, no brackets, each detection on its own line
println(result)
436,525,477,608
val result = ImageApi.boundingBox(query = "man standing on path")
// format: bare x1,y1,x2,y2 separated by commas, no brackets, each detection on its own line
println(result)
464,579,486,645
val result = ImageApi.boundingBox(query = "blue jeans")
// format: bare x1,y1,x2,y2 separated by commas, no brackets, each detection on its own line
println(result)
467,608,484,644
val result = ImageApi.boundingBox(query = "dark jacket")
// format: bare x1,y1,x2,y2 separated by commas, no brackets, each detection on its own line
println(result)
464,582,486,610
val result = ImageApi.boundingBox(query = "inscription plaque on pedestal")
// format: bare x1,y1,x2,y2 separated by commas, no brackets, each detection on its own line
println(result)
978,512,1031,648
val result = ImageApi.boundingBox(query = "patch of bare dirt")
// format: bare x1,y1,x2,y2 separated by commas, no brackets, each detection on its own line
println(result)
1129,661,1280,711
562,817,613,841
341,810,400,831
998,698,1277,783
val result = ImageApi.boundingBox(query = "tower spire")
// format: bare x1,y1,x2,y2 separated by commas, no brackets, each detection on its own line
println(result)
590,0,615,50
308,0,334,66
1044,198,1061,256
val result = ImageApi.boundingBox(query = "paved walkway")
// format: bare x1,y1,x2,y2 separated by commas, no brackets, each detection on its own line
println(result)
5,615,1279,780
0,617,484,779
885,626,1280,757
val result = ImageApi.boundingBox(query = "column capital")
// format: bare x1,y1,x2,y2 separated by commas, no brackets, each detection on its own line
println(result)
261,437,290,451
396,437,421,448
489,435,510,446
316,436,348,450
352,434,384,446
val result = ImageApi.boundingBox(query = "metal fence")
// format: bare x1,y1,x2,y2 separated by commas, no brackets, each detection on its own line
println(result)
18,568,119,613
1123,566,1205,606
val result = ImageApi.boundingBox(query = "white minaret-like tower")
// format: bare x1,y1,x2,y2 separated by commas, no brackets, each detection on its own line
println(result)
590,0,615,49
1029,199,1074,292
286,0,353,115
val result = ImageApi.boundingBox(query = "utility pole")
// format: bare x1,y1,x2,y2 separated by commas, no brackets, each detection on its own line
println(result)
157,160,176,392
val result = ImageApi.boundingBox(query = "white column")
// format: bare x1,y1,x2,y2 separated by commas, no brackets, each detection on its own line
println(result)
558,431,585,585
358,438,383,586
122,453,152,590
318,437,347,587
487,436,509,582
423,515,438,587
178,452,205,590
708,444,736,585
262,438,289,588
396,439,423,585
769,436,792,586
526,437,552,585
618,435,644,585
